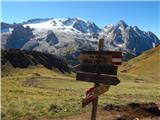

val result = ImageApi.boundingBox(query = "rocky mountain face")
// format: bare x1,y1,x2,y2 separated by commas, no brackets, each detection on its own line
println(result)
5,25,34,49
1,22,14,33
46,30,59,45
101,20,160,55
1,18,160,63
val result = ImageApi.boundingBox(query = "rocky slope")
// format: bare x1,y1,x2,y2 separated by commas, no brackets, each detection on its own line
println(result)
102,20,160,55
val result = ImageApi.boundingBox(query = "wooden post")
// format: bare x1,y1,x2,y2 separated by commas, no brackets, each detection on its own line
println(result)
91,37,105,120
98,36,105,51
91,82,100,120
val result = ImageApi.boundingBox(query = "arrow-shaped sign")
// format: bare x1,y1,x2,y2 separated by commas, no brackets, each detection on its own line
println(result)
82,85,110,107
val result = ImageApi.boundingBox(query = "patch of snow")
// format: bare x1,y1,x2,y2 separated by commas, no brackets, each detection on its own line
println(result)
23,18,82,33
152,42,155,48
1,27,13,33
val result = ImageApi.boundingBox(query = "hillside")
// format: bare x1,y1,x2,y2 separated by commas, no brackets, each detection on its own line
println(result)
1,46,160,120
1,49,71,75
119,45,160,80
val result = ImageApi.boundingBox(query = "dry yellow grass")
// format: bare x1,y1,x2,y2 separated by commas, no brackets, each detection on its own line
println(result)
119,45,160,80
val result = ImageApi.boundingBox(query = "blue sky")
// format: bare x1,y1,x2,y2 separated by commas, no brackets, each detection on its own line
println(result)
1,1,160,37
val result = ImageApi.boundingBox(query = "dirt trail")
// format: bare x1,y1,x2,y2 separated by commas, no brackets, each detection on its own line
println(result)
52,103,160,120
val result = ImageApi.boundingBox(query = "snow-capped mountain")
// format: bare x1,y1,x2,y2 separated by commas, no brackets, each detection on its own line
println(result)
1,18,160,60
101,20,160,55
22,17,100,34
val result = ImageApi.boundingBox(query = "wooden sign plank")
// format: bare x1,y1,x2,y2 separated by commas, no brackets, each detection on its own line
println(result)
80,63,118,75
72,64,81,72
93,85,110,97
82,98,93,108
76,72,120,85
80,54,112,65
81,51,122,57
82,87,95,107
112,57,122,65
80,51,122,65
82,85,110,107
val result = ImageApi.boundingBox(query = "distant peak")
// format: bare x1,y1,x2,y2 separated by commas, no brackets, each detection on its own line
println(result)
75,17,86,21
87,21,94,24
23,18,53,24
116,20,128,29
133,26,138,29
117,20,127,24
104,24,114,28
133,26,142,33
146,31,157,37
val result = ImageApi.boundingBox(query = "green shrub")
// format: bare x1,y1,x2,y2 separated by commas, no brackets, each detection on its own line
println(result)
48,104,62,114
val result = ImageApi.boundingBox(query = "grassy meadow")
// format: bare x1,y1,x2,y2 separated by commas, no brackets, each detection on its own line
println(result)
1,64,160,120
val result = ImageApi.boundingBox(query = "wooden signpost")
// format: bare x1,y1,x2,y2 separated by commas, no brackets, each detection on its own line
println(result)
74,37,122,120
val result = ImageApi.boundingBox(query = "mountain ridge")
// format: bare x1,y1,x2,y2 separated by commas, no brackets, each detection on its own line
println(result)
1,49,71,74
1,17,160,62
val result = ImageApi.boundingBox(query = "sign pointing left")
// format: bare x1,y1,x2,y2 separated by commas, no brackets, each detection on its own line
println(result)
82,85,110,107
